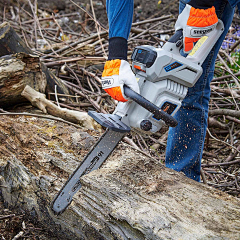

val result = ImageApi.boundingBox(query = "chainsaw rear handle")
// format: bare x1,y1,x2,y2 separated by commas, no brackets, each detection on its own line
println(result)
168,29,183,45
162,29,183,56
163,20,224,65
124,85,178,127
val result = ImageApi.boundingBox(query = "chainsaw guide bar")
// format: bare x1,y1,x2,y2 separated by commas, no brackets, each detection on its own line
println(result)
51,128,125,215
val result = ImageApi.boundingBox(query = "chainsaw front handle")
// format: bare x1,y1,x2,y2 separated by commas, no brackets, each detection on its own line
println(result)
124,85,178,127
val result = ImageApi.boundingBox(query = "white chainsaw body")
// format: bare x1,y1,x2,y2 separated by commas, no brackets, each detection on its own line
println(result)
114,20,224,133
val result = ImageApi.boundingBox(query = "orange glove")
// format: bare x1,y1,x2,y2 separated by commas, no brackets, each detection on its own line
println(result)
101,59,140,102
175,4,218,53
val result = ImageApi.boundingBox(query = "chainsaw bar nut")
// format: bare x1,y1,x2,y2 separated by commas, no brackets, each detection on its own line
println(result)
140,120,152,131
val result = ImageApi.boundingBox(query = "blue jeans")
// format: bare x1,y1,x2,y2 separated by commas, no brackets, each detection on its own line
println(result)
165,0,235,181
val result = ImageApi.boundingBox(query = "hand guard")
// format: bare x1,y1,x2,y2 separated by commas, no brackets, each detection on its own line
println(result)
175,4,218,53
101,59,140,102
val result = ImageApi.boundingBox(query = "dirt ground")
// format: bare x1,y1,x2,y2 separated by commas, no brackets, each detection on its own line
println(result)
0,193,59,240
1,187,65,239
0,0,178,25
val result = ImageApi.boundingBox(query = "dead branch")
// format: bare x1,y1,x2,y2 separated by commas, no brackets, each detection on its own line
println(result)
209,109,240,118
21,85,101,131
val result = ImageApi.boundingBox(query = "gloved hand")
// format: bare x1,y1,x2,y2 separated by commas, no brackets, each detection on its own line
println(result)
101,59,140,102
175,4,218,53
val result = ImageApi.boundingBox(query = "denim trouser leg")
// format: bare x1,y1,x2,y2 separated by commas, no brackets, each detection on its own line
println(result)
165,0,235,181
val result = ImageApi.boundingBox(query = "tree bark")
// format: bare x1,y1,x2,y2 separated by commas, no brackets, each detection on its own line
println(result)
0,115,239,240
0,53,46,107
0,21,69,96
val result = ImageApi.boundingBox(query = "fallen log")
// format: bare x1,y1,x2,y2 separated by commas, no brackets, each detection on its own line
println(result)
0,22,69,96
0,115,239,240
0,53,46,108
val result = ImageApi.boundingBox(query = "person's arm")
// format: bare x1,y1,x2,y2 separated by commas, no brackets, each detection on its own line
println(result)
188,0,215,9
106,0,133,61
101,0,139,102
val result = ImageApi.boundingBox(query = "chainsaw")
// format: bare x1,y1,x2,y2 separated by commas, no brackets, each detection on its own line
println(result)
51,20,224,214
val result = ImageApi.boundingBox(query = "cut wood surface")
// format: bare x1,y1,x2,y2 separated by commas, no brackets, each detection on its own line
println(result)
0,115,239,240
0,53,46,107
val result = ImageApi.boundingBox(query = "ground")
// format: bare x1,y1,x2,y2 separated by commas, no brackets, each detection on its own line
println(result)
0,193,60,240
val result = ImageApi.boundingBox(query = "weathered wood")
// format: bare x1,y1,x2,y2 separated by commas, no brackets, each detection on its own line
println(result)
0,53,46,107
0,115,239,240
21,85,101,130
0,21,69,95
0,22,31,56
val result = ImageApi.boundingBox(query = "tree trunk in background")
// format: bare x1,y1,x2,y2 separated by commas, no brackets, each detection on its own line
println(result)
0,115,239,240
0,53,47,108
0,22,69,97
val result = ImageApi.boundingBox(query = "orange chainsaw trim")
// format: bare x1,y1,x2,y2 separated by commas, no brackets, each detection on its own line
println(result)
187,6,218,27
102,59,128,102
